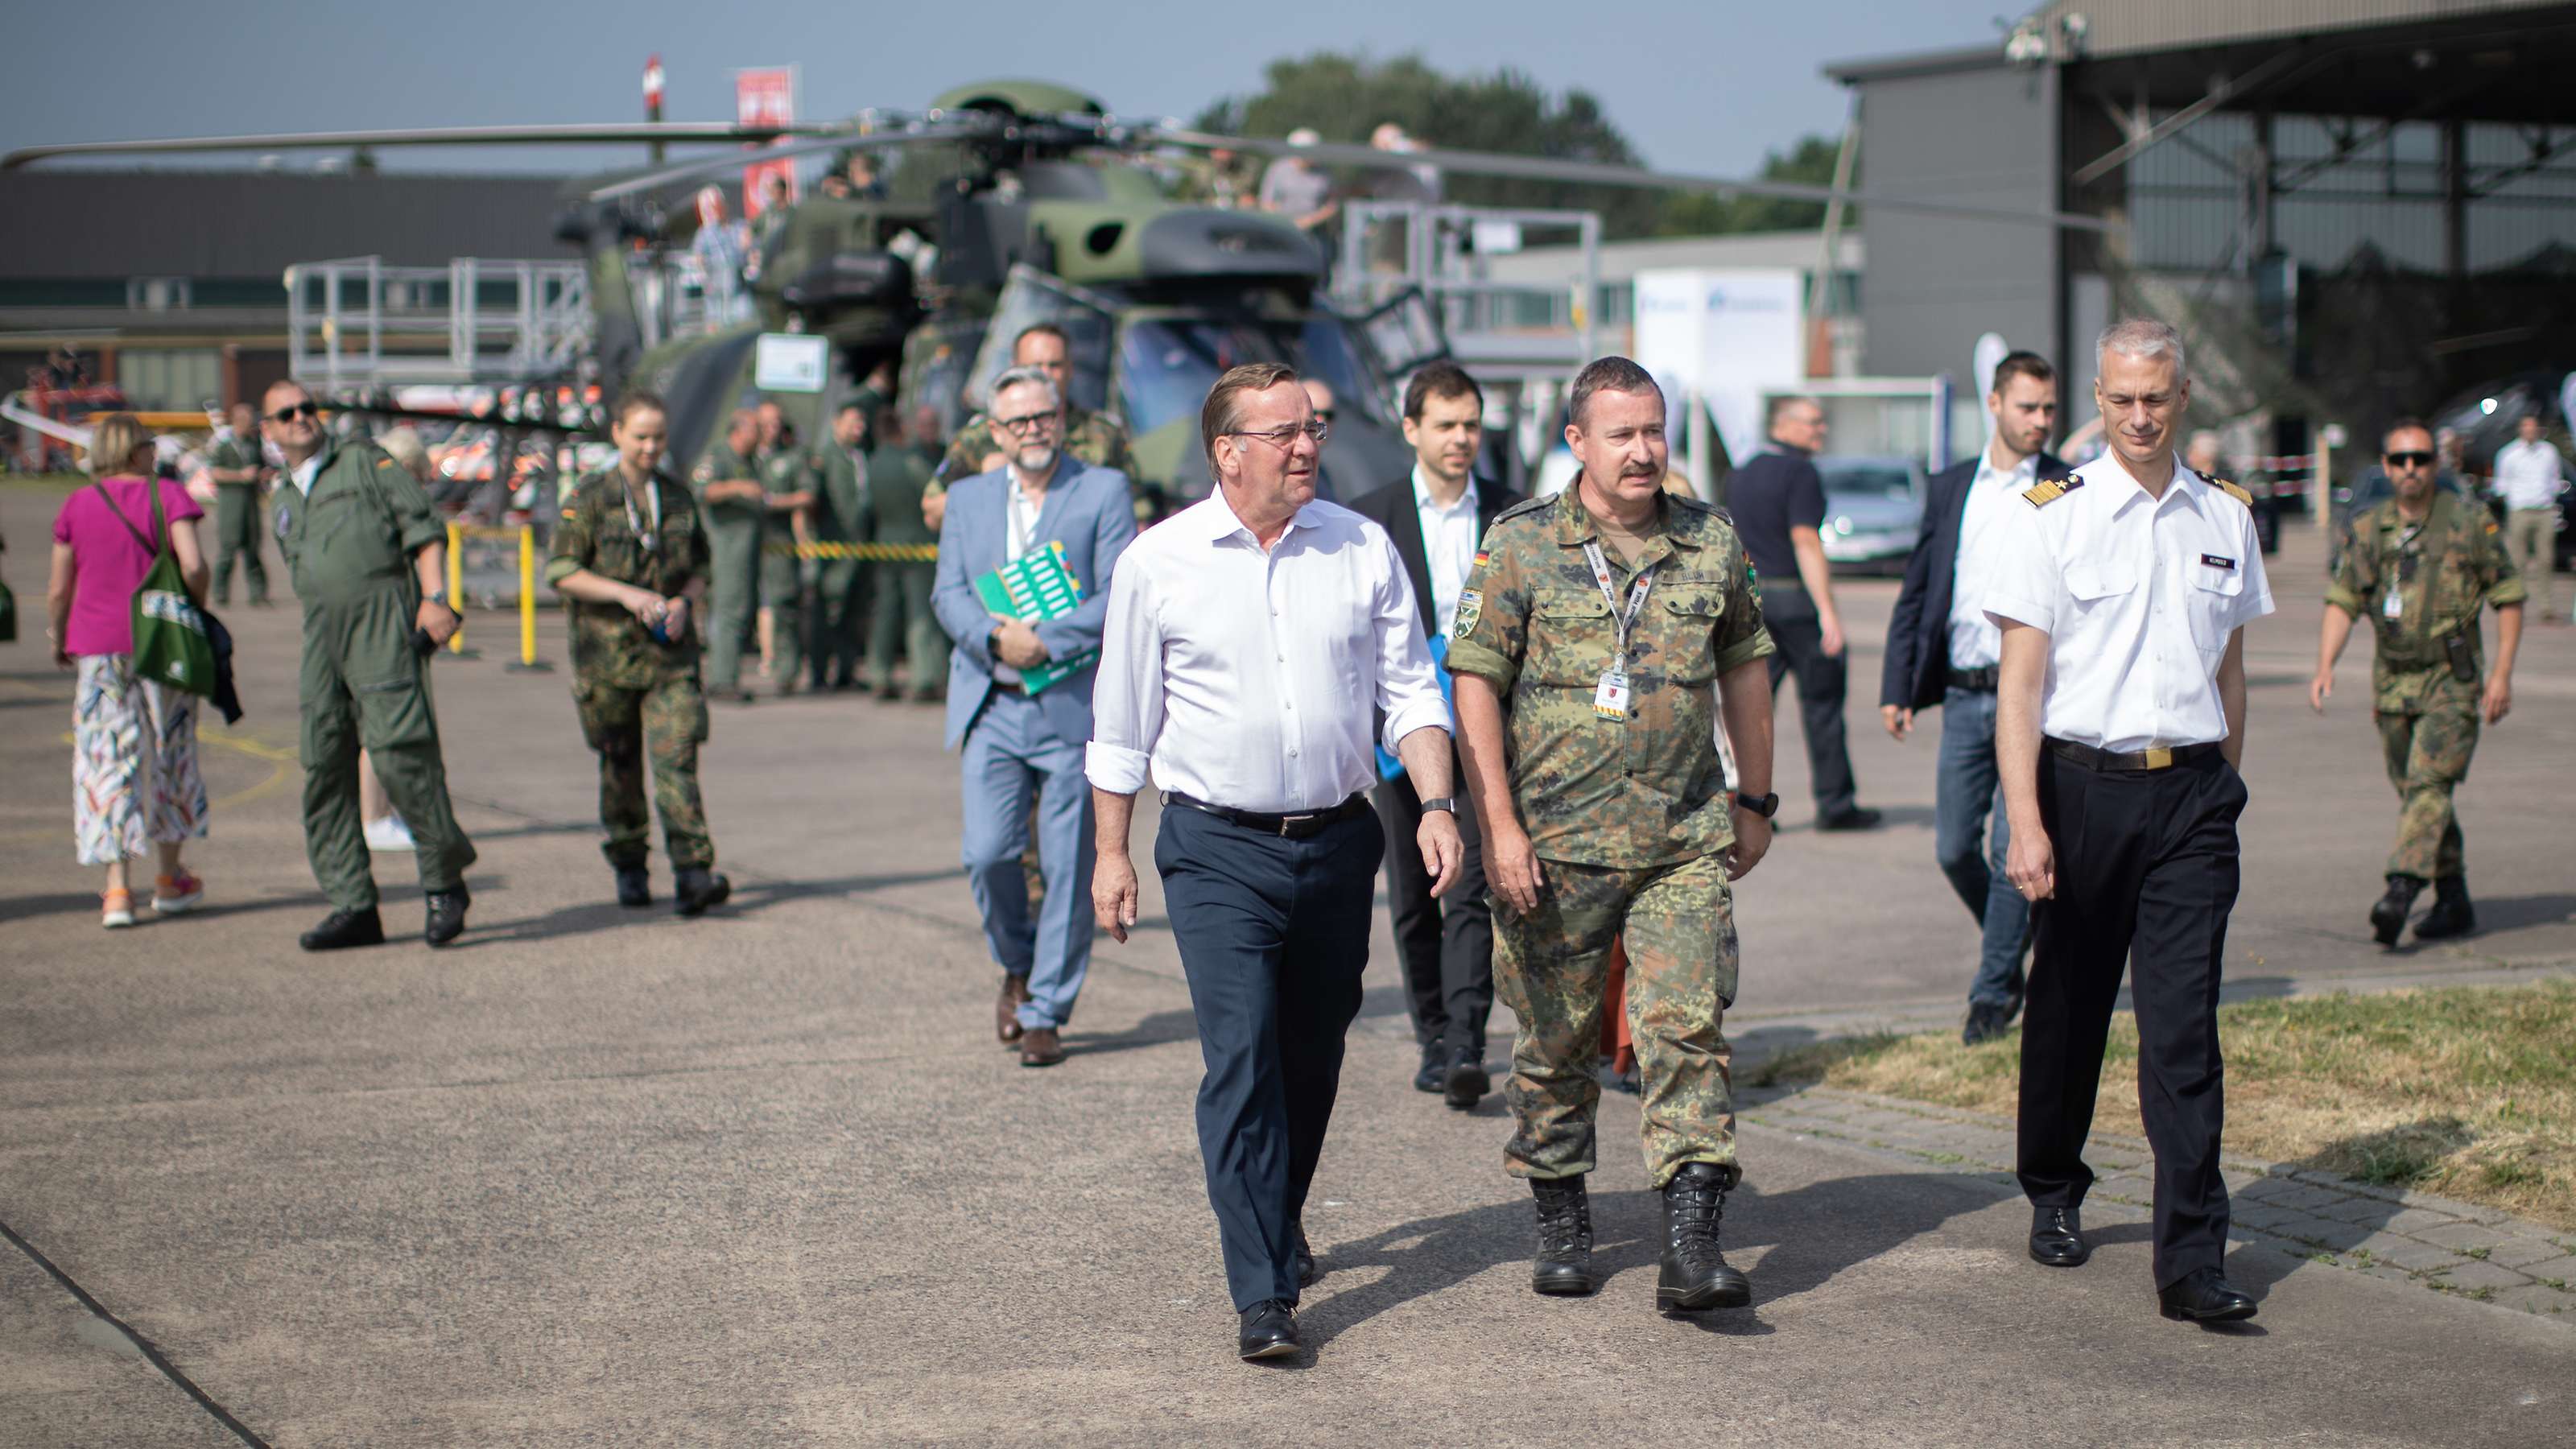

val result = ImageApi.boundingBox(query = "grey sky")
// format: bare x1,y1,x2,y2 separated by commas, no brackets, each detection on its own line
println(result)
5,1,2004,180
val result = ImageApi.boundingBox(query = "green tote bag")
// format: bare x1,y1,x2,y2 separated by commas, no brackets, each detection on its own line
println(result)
96,479,215,695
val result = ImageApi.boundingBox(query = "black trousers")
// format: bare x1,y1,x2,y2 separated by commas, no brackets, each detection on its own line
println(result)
2017,749,2247,1289
1157,803,1384,1311
1370,756,1493,1058
1761,590,1858,815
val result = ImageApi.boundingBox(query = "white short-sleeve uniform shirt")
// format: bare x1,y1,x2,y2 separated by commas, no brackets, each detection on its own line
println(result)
1980,454,2274,753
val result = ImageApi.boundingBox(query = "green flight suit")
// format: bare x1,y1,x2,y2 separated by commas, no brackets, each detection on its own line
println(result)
547,468,718,871
691,443,764,691
2325,492,2527,881
810,440,872,688
865,440,946,698
207,435,270,605
1447,488,1774,1188
275,438,477,911
757,445,811,688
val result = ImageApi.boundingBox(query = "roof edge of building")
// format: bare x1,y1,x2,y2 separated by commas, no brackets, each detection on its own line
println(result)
1824,42,2010,86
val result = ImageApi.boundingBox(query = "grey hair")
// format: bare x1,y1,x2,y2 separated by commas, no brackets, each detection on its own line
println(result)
2095,318,2186,379
989,365,1061,411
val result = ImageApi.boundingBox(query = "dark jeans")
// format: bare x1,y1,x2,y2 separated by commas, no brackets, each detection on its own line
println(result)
1934,686,2031,1009
1761,589,1858,816
1370,757,1492,1059
2017,749,2246,1290
1157,803,1385,1311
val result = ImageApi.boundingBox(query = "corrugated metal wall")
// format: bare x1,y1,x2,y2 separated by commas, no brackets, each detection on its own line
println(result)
2037,0,2555,58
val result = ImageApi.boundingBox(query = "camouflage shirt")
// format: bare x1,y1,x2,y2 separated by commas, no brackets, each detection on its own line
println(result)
2326,490,2525,709
934,403,1135,488
547,467,712,687
1447,486,1775,869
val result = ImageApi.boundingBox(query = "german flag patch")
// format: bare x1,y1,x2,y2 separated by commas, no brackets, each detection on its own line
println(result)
1472,549,1490,570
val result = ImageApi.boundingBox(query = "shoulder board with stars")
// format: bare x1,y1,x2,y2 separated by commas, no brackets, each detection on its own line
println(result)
2021,476,2084,508
2211,476,2253,506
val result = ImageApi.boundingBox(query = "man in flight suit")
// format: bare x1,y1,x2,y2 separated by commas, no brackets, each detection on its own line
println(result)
692,409,766,704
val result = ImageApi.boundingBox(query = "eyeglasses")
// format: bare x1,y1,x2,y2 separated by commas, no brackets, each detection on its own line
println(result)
269,400,320,423
2384,451,2434,468
1228,422,1331,448
992,410,1062,436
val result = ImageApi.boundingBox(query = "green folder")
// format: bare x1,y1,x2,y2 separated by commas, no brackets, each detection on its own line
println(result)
974,540,1096,696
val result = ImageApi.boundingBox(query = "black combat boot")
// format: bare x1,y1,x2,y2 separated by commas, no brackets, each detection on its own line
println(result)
614,865,652,909
674,867,732,918
423,885,469,947
299,906,386,952
2369,874,2424,947
1656,1162,1751,1313
1527,1176,1596,1295
2413,876,2477,940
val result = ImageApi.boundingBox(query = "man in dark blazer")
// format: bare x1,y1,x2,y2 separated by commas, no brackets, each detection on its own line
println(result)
1880,349,2062,1045
1347,362,1524,1108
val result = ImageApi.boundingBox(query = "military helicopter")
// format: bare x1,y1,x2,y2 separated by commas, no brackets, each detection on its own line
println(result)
8,78,2103,510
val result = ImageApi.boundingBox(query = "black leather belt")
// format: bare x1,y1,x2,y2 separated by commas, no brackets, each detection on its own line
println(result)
1166,791,1370,839
1947,666,1999,692
2046,737,2222,773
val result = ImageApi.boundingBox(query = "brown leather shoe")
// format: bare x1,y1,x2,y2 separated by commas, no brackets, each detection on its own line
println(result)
1019,1026,1066,1067
996,976,1029,1045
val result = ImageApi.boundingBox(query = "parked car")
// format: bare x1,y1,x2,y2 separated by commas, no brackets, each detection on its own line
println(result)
1813,455,1926,575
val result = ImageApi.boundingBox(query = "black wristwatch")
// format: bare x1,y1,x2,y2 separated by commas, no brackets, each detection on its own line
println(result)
1418,797,1458,815
1732,791,1780,819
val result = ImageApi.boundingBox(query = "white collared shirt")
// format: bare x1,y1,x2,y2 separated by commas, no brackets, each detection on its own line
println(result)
1411,464,1480,637
2492,437,2564,511
1085,490,1451,813
1947,450,2038,670
1983,454,2274,753
290,455,323,496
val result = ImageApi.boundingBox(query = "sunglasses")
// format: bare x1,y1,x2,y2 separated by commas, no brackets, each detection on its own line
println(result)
269,400,320,423
2384,451,2434,468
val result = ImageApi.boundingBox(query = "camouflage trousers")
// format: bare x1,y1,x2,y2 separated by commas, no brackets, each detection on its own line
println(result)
575,670,714,870
2376,700,2479,880
1495,851,1740,1189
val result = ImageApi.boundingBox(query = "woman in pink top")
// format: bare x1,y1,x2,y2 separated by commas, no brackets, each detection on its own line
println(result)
44,413,213,927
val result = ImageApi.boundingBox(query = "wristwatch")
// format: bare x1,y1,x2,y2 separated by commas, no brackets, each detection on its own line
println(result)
1418,797,1458,815
423,588,452,611
1732,791,1780,819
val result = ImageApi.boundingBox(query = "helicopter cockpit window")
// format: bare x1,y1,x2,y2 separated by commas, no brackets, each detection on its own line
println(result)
964,264,1117,417
1117,317,1390,438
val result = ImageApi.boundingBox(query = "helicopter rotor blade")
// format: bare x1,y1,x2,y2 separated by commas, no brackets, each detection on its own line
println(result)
1146,126,2117,234
581,118,1000,203
1,122,843,171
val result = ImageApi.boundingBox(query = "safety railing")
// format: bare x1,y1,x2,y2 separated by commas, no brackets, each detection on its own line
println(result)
287,258,592,390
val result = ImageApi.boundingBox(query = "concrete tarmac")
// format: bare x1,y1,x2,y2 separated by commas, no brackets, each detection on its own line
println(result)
3,481,2570,1446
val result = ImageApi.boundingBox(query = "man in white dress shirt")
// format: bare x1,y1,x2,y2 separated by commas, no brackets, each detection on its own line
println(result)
1988,319,2274,1324
1087,362,1463,1362
2491,413,2564,623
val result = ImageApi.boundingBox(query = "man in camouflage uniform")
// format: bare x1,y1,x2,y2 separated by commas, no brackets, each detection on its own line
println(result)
2313,418,2525,944
807,401,873,691
206,402,272,605
1448,357,1779,1315
753,400,815,694
691,409,766,703
547,392,733,917
934,323,1137,495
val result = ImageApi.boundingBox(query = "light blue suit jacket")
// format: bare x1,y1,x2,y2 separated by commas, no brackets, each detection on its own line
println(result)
931,459,1137,750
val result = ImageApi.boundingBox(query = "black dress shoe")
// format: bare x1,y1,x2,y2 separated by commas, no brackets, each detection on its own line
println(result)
614,866,652,908
1293,1219,1316,1288
1530,1175,1596,1296
2158,1266,2257,1323
2029,1206,2090,1266
1815,806,1883,832
1236,1300,1299,1360
1412,1042,1446,1094
1443,1045,1490,1111
1962,1003,2012,1046
423,886,469,947
674,868,732,918
1656,1162,1751,1312
299,906,386,952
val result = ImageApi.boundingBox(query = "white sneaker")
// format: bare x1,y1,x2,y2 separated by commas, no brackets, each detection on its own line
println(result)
365,815,416,852
102,890,136,928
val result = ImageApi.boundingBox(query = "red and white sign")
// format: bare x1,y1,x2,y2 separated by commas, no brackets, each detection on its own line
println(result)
735,66,798,217
642,55,664,114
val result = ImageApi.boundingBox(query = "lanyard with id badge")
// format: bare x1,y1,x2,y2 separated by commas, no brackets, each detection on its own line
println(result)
2384,523,2421,623
1580,540,1655,722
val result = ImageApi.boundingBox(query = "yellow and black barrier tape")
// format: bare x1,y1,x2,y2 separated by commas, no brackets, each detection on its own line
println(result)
761,542,940,561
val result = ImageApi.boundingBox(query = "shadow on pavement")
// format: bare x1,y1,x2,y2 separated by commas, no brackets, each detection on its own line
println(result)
1068,1007,1201,1059
2475,893,2576,933
454,867,967,945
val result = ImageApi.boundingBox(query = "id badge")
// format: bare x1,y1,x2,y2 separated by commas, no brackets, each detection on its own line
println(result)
1593,669,1632,721
2383,589,2404,621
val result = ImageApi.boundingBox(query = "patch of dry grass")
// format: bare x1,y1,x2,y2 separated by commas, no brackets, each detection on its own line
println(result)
1750,979,2576,1229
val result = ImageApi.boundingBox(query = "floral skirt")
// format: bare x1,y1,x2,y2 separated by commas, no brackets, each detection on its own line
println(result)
73,654,207,865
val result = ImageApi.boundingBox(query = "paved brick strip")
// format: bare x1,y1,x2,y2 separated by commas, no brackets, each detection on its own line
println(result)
1739,1083,2576,1322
